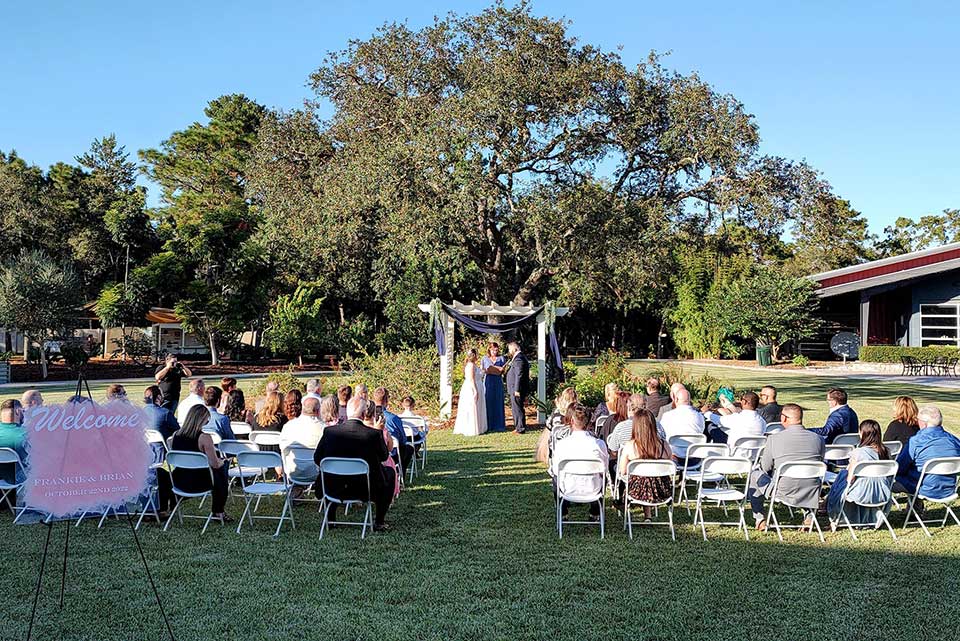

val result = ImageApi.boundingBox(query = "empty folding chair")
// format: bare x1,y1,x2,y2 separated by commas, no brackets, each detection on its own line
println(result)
318,457,375,539
765,460,828,543
833,459,898,541
677,443,728,513
832,434,861,447
556,459,606,539
235,451,295,537
693,456,753,541
730,436,766,465
902,456,960,537
163,451,223,534
230,421,252,438
763,422,784,435
823,444,854,485
623,460,677,541
0,447,25,520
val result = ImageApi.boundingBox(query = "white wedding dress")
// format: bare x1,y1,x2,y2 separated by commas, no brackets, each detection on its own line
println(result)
454,363,487,436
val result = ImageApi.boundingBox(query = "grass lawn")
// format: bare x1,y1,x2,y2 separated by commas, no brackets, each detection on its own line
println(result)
3,365,960,640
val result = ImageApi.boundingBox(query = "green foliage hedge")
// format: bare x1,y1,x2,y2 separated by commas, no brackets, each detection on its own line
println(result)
859,345,960,363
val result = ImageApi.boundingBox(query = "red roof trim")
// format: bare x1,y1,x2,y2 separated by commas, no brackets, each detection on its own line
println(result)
816,247,960,289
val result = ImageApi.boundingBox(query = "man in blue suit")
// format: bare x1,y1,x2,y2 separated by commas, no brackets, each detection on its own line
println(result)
810,388,858,443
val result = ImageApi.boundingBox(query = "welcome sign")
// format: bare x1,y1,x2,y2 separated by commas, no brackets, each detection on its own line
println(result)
23,400,153,517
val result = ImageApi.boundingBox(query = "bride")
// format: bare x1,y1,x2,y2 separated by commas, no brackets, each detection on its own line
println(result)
454,349,487,436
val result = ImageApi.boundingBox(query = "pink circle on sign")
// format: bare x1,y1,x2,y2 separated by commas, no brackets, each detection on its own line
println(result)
23,400,154,517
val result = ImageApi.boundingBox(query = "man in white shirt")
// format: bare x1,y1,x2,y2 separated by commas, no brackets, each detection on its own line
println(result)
280,397,325,490
659,387,705,458
704,391,766,448
552,404,609,520
304,379,323,403
176,378,206,425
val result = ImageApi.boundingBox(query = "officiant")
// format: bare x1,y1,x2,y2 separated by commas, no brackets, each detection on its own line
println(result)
482,342,507,432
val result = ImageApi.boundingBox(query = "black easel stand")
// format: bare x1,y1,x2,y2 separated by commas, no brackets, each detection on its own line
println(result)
24,373,176,640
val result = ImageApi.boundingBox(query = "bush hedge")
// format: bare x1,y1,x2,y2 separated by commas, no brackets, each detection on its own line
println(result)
859,345,960,363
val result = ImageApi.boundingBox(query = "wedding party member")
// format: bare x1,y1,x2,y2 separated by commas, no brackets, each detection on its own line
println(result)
176,378,206,425
617,408,673,520
167,405,229,522
552,404,608,520
373,387,413,472
811,388,859,443
536,387,578,463
154,353,192,412
454,349,487,437
355,384,369,401
482,342,507,432
757,386,783,424
506,341,530,435
143,385,179,440
204,387,235,440
591,382,620,425
826,420,893,527
280,396,325,491
884,396,920,447
314,396,395,532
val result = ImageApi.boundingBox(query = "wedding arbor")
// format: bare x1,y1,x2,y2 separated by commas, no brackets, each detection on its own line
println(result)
418,300,569,422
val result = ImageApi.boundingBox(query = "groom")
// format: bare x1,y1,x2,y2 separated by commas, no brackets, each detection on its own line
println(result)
505,340,530,435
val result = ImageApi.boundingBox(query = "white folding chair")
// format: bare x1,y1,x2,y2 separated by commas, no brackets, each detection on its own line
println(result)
163,451,223,534
623,460,677,541
235,451,295,537
0,447,25,520
823,444,854,485
218,439,261,495
594,416,606,432
250,430,283,448
765,460,828,543
401,416,429,470
902,456,960,537
677,443,728,514
285,446,319,503
547,426,573,477
668,433,707,463
317,457,374,539
834,459,898,541
884,441,903,458
201,430,223,446
693,456,753,541
730,436,766,465
556,459,606,539
763,422,784,435
134,430,171,529
230,421,252,438
389,436,405,490
832,433,861,447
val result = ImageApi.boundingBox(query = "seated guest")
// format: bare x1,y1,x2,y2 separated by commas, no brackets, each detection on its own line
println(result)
399,396,417,417
748,404,825,530
224,388,254,426
373,387,413,473
314,396,395,531
0,400,27,493
608,394,661,456
656,382,685,420
305,378,323,402
642,377,671,416
284,389,303,421
143,385,179,440
20,389,43,411
203,387,235,439
598,392,630,475
162,405,229,522
253,391,286,431
811,388,859,443
176,378,206,425
757,385,783,424
826,420,893,528
280,396,325,493
361,399,401,499
659,387,705,459
536,387,578,463
884,396,920,447
591,382,620,425
320,395,340,427
355,383,369,401
106,384,128,401
895,405,960,503
704,391,766,446
218,377,238,413
617,408,673,520
336,385,353,422
551,404,608,521
255,380,281,413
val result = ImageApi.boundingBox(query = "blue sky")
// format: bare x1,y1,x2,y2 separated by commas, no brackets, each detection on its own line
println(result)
2,1,958,232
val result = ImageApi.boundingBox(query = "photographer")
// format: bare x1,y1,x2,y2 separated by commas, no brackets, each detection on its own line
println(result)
154,353,193,413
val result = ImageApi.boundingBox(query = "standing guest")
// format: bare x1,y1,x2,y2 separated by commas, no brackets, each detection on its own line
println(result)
617,408,674,521
811,388,859,443
204,387,235,439
536,387,578,463
105,384,128,401
895,405,960,504
0,400,27,495
143,385,179,440
361,399,401,499
748,404,825,531
314,396,395,532
305,379,323,403
280,396,325,493
703,391,766,446
337,385,353,423
591,382,620,425
253,391,286,431
164,405,229,522
255,381,281,413
826,420,893,527
154,353,192,413
373,387,413,473
757,386,783,424
659,388,706,459
224,388,254,426
642,378,671,417
482,342,507,432
551,404,608,521
319,395,340,427
505,340,530,435
884,396,920,447
176,379,206,425
399,397,417,417
20,389,43,411
284,389,303,421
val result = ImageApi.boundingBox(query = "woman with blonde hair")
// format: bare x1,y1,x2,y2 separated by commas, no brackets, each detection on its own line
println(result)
591,382,620,424
535,387,579,463
319,395,340,426
253,391,286,431
884,396,919,447
453,349,487,437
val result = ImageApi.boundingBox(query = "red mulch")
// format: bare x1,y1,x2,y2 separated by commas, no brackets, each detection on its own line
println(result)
9,358,340,383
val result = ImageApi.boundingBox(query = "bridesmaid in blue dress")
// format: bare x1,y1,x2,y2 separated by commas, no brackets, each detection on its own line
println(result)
482,342,507,432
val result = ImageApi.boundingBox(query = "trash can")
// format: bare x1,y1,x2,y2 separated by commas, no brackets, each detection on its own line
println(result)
756,345,772,367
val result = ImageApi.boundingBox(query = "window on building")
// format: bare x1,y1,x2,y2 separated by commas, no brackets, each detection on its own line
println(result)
920,304,959,347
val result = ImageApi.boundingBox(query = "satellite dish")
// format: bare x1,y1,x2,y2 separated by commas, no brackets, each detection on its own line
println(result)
830,332,860,360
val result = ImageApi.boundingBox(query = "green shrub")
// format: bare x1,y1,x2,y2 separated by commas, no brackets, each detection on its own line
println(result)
247,367,305,398
343,347,441,415
859,345,960,363
792,354,811,368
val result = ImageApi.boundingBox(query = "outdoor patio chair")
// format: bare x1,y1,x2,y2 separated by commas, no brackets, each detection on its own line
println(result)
765,460,828,543
318,457,374,539
556,458,606,539
692,456,753,541
623,460,677,541
902,456,960,537
235,451,295,537
900,355,923,376
833,459,897,541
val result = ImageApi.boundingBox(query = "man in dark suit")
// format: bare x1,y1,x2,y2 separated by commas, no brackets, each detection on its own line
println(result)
810,388,859,443
506,340,530,435
314,397,395,531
